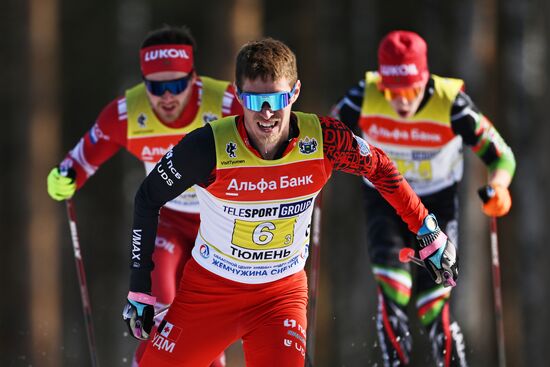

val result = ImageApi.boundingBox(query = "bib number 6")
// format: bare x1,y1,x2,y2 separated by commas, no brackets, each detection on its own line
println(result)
232,218,296,250
253,222,275,245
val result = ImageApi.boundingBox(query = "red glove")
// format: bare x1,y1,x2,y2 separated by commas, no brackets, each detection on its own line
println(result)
478,184,512,217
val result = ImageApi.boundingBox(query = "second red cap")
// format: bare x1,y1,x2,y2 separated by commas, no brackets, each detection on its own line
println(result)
378,30,429,88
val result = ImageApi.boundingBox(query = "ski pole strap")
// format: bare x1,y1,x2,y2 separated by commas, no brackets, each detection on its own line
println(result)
419,232,448,260
128,291,156,305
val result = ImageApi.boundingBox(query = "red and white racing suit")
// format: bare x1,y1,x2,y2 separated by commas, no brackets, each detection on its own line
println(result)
60,76,242,365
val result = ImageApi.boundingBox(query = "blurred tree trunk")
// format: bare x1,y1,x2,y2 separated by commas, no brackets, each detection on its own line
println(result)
314,2,380,366
497,0,530,365
498,0,546,366
28,0,62,365
0,0,33,364
148,0,239,81
110,0,150,362
454,0,498,366
230,0,264,65
59,0,123,365
528,1,550,366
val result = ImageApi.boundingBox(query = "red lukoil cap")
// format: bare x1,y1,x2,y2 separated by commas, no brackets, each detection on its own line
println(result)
140,44,194,76
378,30,429,88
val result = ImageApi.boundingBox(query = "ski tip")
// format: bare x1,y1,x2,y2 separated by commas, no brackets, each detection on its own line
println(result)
399,248,415,263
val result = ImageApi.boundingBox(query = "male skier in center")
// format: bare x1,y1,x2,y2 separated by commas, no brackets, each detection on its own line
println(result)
122,37,459,366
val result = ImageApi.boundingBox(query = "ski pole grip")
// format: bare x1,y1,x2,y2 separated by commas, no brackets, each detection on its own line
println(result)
478,185,496,204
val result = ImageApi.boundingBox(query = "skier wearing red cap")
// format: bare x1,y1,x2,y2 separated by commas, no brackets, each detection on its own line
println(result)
46,25,242,366
332,30,516,366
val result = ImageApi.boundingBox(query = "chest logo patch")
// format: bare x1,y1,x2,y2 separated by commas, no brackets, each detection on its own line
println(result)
137,113,147,128
298,137,317,154
226,142,237,158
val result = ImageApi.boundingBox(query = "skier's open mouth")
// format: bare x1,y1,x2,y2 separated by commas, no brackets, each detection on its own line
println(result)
162,105,177,113
257,120,278,131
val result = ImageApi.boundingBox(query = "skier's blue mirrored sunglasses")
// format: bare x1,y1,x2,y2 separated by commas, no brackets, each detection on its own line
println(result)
238,85,297,112
143,73,193,96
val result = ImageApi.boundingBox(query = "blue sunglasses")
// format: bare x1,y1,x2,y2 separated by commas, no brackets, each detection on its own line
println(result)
143,73,193,96
238,84,297,112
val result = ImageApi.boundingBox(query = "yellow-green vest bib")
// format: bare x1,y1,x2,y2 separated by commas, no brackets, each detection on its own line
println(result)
191,112,329,284
359,72,465,195
361,72,463,127
126,76,229,161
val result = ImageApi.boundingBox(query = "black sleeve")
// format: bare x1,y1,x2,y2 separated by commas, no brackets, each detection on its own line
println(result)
129,124,216,292
449,91,483,145
450,91,515,171
330,79,364,135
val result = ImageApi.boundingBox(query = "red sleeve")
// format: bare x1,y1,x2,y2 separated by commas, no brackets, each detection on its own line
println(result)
62,97,128,189
223,84,244,116
319,115,428,233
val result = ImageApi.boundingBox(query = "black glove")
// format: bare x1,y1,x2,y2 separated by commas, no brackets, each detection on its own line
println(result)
122,292,156,340
416,214,458,287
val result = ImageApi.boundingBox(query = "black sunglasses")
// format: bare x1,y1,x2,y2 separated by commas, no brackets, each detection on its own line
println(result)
143,72,194,96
